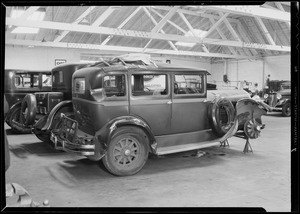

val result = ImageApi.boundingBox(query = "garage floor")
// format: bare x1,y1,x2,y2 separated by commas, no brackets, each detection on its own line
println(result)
5,112,291,211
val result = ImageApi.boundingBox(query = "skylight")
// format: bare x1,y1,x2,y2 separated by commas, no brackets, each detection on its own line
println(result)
11,8,45,34
175,29,208,47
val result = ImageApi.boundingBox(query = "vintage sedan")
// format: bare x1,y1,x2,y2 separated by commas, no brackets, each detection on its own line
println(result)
51,54,266,176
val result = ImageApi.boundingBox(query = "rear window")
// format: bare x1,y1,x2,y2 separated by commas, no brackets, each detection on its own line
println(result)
131,74,168,96
174,74,204,95
103,75,126,97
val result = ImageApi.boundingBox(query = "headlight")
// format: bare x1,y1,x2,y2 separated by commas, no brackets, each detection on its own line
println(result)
276,93,282,100
74,78,85,94
263,94,269,99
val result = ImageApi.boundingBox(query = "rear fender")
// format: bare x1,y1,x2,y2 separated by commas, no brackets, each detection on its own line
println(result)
236,98,267,129
5,100,22,123
90,115,156,161
40,100,72,131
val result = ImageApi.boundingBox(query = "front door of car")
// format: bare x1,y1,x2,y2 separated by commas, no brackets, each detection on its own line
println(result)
170,73,210,134
129,72,172,136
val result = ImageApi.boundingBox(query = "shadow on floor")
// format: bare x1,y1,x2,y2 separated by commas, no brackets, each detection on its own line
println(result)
9,141,65,159
46,145,259,181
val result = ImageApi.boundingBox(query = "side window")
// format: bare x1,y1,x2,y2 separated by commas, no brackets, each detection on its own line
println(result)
14,73,39,88
131,74,168,96
174,74,204,95
103,75,126,97
52,71,63,84
42,74,52,87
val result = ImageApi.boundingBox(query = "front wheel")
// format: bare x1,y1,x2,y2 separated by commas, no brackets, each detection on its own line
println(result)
282,102,291,117
102,127,149,176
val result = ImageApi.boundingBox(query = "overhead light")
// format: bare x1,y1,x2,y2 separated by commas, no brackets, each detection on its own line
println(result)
11,7,45,34
175,29,208,47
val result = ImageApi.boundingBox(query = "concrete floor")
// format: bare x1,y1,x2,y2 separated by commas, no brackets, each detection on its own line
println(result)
5,112,290,211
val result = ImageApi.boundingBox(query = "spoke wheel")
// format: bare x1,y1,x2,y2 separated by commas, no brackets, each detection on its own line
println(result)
244,119,261,139
282,102,291,117
102,127,149,176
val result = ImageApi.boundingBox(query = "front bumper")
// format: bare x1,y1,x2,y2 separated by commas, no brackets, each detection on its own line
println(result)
50,114,95,156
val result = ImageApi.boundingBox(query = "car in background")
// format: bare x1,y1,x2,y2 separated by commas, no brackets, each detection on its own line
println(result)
5,63,90,137
50,54,266,176
4,69,52,133
263,80,291,117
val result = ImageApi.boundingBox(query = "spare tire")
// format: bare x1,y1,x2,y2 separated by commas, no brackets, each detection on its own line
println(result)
21,94,37,125
208,97,235,137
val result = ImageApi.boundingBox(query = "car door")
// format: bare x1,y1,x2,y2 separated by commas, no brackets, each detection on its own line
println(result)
170,72,210,134
129,71,172,136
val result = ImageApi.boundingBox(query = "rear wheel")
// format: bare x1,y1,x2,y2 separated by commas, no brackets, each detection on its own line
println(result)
102,127,149,176
8,106,32,134
282,102,291,117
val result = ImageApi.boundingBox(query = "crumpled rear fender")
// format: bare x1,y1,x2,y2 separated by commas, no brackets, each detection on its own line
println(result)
236,98,267,129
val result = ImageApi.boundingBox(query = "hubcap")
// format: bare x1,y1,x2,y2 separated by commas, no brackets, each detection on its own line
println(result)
113,137,139,165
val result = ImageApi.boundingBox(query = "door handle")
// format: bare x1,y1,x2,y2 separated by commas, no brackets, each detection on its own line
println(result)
167,101,172,104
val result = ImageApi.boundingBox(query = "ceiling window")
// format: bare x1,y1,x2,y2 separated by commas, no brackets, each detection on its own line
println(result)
175,29,208,47
10,7,45,34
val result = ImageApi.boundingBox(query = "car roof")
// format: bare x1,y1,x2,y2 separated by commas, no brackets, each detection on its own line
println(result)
94,61,210,75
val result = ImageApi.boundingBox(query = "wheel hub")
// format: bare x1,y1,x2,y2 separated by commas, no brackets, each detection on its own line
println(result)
124,149,131,156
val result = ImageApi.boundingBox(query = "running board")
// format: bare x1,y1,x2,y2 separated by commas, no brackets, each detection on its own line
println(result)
156,141,221,156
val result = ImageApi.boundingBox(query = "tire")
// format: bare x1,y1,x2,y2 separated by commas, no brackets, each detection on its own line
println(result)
21,94,37,125
8,106,32,134
208,98,235,137
102,126,149,176
282,102,291,117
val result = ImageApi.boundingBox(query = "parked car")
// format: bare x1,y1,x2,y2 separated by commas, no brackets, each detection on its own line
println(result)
262,80,291,117
4,69,52,133
50,54,266,176
5,63,90,136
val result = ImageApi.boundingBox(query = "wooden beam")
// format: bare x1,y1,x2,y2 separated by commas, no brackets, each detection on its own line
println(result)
201,5,290,22
151,6,179,33
254,17,276,45
92,7,116,27
54,6,96,42
101,6,142,45
6,18,290,52
202,13,229,38
209,17,238,56
178,12,209,53
6,39,254,59
142,7,177,51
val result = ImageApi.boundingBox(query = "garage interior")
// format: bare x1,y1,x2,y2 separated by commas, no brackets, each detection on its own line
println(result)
2,2,296,212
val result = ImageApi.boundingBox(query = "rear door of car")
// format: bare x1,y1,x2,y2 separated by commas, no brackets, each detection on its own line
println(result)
129,70,172,136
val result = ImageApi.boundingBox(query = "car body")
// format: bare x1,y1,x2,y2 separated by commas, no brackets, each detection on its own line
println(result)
50,54,266,176
263,80,291,117
4,69,52,109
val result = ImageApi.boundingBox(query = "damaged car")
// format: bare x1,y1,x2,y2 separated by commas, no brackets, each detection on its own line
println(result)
50,54,266,176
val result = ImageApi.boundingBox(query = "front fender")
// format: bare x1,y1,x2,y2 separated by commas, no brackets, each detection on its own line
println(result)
90,115,156,161
40,100,72,131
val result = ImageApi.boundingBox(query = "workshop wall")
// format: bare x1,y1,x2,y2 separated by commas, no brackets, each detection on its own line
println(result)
5,46,81,70
209,54,290,91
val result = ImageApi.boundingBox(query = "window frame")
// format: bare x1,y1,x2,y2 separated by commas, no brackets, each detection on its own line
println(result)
129,71,170,100
172,72,207,98
102,73,127,100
